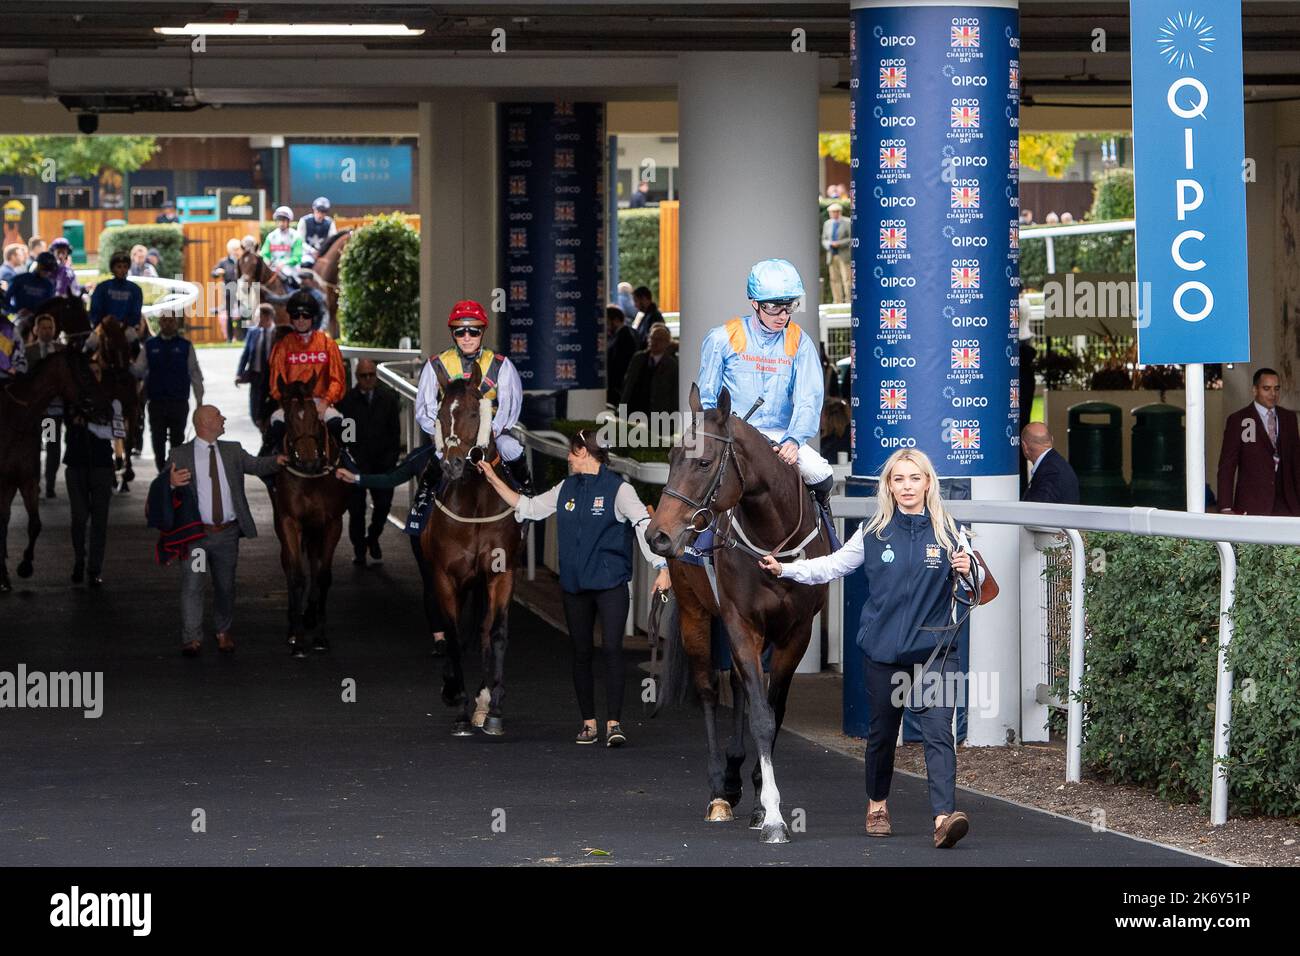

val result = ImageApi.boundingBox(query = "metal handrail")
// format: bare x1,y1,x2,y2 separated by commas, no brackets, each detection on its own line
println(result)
833,496,1290,826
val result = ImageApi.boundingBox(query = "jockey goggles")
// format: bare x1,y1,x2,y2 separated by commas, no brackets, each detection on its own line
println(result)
757,299,800,316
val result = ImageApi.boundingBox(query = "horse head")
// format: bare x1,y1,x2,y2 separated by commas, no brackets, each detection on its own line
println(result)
279,374,328,473
95,317,131,370
434,362,494,482
58,348,113,424
647,383,745,559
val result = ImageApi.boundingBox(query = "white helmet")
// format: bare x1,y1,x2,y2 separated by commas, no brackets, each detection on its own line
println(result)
274,205,293,221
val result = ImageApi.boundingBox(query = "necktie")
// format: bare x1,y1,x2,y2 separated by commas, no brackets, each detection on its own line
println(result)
209,444,224,525
831,220,839,242
1267,408,1278,447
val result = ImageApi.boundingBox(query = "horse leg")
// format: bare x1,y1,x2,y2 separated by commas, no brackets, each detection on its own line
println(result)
278,515,308,657
725,614,790,844
722,666,748,807
16,479,40,579
479,570,513,736
312,518,342,652
675,578,732,823
431,568,470,733
0,481,15,592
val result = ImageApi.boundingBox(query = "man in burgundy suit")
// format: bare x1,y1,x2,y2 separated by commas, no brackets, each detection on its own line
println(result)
1217,368,1300,516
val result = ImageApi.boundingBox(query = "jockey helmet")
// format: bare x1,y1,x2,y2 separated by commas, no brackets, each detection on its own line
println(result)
34,251,57,271
285,290,322,320
447,300,489,330
312,197,331,212
274,205,294,221
746,258,805,302
49,237,71,252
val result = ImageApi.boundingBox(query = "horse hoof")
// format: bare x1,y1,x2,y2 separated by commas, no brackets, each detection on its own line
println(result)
289,641,307,660
705,799,734,823
481,716,505,736
470,689,491,727
760,822,791,845
748,808,766,830
452,720,473,737
312,638,330,652
16,561,32,579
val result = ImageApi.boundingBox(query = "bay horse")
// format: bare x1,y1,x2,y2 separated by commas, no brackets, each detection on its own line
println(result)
237,251,293,327
304,229,351,339
0,349,110,591
270,376,351,657
90,317,143,492
423,361,523,736
646,384,831,844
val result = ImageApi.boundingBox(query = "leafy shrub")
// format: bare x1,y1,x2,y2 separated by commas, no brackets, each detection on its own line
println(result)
337,213,420,347
617,209,659,302
96,225,183,279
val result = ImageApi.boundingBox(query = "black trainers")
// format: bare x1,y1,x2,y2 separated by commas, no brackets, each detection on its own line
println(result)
606,723,627,748
575,724,598,745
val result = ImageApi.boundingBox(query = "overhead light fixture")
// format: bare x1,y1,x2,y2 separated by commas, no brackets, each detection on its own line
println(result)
155,23,425,37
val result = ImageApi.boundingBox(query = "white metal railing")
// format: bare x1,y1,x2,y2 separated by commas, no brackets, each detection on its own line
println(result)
834,496,1300,826
1020,218,1135,278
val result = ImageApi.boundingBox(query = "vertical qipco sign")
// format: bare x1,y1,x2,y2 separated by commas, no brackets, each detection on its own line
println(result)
1131,4,1249,364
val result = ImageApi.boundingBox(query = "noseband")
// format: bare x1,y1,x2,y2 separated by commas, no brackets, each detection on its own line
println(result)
661,424,743,533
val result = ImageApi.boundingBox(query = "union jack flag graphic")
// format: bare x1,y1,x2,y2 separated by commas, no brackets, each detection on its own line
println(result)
1009,65,1020,89
509,175,527,197
509,228,527,251
555,306,577,328
951,346,981,369
555,201,575,223
1010,302,1020,328
509,281,527,303
880,146,907,168
951,427,981,450
556,254,576,275
1010,144,1020,169
555,101,574,117
951,25,980,47
555,149,575,170
556,360,576,381
880,387,907,410
951,105,980,128
879,65,907,88
510,334,528,354
880,226,907,249
951,266,980,289
879,306,907,329
1010,224,1020,249
508,124,526,145
951,186,980,208
1010,383,1021,409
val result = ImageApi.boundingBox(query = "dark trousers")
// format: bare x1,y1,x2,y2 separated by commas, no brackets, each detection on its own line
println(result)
348,485,394,553
864,655,960,818
247,369,268,426
66,466,113,575
561,585,629,722
44,417,62,493
148,398,189,471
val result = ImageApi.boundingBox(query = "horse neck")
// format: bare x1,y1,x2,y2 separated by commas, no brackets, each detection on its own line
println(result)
3,361,63,428
730,418,810,539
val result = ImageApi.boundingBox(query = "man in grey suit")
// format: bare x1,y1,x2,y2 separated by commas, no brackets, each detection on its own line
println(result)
168,404,284,656
821,203,852,304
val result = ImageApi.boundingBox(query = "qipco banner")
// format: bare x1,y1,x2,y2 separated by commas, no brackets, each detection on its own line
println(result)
1130,3,1249,365
499,102,607,391
850,1,1020,478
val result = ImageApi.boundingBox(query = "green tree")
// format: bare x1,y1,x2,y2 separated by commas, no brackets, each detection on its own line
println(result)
0,136,159,179
337,213,420,347
818,133,851,165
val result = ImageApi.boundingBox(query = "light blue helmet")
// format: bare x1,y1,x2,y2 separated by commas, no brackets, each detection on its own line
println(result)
746,258,805,301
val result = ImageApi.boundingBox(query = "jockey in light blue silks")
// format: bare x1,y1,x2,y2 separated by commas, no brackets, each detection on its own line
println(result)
697,258,836,518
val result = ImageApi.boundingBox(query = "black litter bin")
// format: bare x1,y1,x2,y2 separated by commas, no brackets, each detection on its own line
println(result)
1067,401,1130,506
1131,403,1185,510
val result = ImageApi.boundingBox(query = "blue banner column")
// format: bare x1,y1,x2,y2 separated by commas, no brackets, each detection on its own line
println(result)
845,1,1022,743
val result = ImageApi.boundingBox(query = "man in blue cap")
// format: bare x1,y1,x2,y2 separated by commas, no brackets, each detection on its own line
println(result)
697,257,835,516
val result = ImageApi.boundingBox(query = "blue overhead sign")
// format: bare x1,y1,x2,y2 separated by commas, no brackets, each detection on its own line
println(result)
1131,3,1249,364
289,144,413,207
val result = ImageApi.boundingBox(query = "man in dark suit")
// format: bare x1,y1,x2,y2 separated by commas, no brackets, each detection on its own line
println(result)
168,405,283,656
1217,368,1300,516
235,304,275,430
605,305,639,406
336,359,402,566
630,285,663,348
621,323,679,417
1021,423,1080,504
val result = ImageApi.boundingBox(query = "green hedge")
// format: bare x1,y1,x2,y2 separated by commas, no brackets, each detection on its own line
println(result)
617,208,659,303
1069,533,1300,817
337,213,420,347
1021,169,1135,290
96,225,183,279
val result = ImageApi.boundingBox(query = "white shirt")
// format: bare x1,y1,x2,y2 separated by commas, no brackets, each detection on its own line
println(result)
193,437,236,526
414,351,523,441
513,477,666,570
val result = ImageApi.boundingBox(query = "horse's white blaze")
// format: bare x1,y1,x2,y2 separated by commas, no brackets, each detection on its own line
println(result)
759,754,784,828
475,398,493,449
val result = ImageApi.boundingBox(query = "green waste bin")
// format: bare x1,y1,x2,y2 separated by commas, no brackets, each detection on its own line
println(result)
1068,401,1130,506
60,219,86,265
1131,403,1185,510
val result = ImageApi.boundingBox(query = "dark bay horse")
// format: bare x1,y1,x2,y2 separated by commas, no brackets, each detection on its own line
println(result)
0,349,109,591
423,362,523,736
646,384,831,844
30,295,93,341
270,376,351,657
305,229,351,339
237,251,292,326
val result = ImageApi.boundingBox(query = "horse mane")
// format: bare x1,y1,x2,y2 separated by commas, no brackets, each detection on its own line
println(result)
723,410,806,504
316,229,352,259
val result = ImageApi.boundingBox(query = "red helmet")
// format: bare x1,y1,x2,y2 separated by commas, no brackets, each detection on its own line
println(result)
448,300,489,330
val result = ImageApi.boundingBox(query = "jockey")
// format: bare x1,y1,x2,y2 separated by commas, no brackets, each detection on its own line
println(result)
297,196,337,266
6,251,57,336
48,237,83,297
88,251,147,343
698,257,835,516
260,206,304,285
264,289,349,464
414,299,531,492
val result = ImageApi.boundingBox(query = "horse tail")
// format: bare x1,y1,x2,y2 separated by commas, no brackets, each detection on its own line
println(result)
651,590,701,716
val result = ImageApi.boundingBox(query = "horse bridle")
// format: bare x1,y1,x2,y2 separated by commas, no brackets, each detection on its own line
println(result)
661,420,742,535
283,401,337,478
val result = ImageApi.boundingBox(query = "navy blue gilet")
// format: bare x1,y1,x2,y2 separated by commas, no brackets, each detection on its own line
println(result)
144,335,192,401
555,464,634,594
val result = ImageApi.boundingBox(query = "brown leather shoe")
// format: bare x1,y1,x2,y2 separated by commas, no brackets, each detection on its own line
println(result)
865,806,892,837
934,810,969,849
181,640,201,657
216,631,236,654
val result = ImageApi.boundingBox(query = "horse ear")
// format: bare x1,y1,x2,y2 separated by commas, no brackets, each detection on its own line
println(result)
431,358,451,390
467,360,482,389
717,386,732,419
688,382,703,415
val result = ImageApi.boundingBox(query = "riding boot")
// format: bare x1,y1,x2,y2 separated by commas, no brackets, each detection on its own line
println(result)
504,455,533,496
809,475,840,549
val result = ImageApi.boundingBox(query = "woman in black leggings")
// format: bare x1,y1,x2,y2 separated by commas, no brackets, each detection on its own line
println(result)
478,430,669,747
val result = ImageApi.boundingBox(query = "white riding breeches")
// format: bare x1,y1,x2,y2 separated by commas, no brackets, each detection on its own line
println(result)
270,405,342,424
757,428,834,484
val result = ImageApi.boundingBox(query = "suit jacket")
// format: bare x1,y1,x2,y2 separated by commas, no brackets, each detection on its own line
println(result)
336,384,402,473
237,325,272,380
1216,403,1300,516
167,439,280,538
1023,448,1081,505
621,350,679,417
606,324,639,404
821,217,852,263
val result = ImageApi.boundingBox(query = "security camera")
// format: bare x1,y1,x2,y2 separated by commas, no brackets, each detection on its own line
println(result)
76,112,99,135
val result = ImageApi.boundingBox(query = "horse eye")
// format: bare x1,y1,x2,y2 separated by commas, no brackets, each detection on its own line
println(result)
697,458,711,468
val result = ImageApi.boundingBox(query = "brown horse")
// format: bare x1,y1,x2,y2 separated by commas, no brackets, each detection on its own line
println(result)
237,251,292,327
25,295,93,341
646,384,831,844
270,376,351,657
423,362,523,736
0,349,110,591
90,317,143,492
304,229,351,339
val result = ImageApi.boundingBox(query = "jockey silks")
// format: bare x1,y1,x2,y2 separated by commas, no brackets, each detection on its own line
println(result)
89,277,144,328
144,335,195,402
555,465,634,594
299,215,335,252
430,348,506,402
259,228,303,267
6,272,54,315
268,329,346,404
